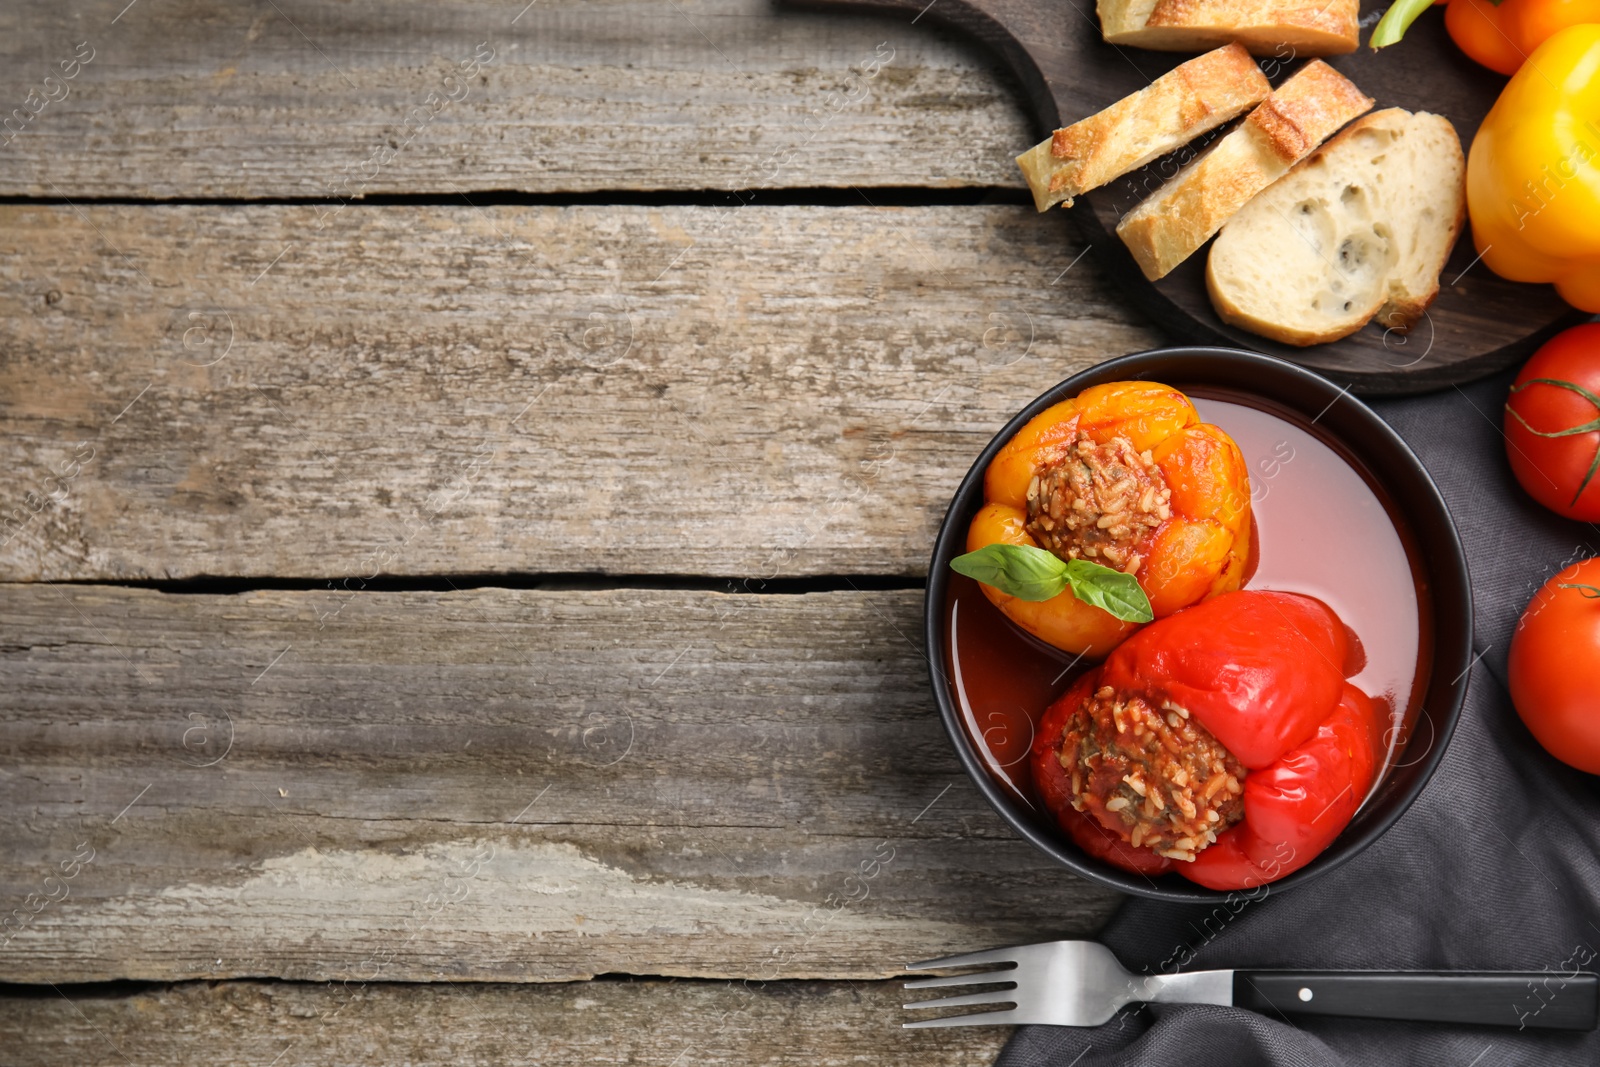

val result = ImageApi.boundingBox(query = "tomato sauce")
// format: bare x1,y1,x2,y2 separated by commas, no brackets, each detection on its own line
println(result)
943,391,1434,813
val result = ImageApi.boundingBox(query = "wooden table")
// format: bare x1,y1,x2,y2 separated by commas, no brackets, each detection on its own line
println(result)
0,1,1157,1061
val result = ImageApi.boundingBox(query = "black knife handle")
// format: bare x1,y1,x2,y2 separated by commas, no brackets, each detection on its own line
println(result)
1233,971,1600,1031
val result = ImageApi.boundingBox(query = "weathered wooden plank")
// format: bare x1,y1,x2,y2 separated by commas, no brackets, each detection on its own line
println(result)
0,203,1154,581
0,978,1010,1067
0,584,1121,983
0,0,1030,198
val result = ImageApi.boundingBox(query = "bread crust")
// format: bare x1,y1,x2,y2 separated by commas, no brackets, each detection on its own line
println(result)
1380,292,1442,333
1115,60,1372,281
1015,44,1269,212
1100,0,1358,54
1205,265,1371,346
1248,59,1373,163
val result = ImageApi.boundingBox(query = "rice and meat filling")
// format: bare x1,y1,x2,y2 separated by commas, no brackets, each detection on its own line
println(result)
1025,434,1173,576
1058,684,1247,863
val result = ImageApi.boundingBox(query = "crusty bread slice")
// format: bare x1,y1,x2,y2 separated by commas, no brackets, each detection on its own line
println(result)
1205,108,1465,346
1368,115,1466,330
1099,0,1358,54
1115,60,1372,282
1015,44,1269,212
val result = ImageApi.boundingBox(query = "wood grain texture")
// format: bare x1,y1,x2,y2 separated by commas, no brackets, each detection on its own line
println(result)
0,584,1122,983
0,0,1028,197
0,978,1011,1067
0,202,1156,582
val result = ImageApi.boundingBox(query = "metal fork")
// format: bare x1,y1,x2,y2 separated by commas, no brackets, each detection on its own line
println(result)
903,940,1600,1030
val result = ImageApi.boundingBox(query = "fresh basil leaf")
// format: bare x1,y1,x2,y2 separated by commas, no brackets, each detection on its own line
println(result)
1064,559,1155,623
949,543,1070,602
950,544,1155,623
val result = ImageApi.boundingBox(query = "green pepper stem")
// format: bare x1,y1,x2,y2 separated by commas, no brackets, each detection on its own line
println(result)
1370,0,1437,49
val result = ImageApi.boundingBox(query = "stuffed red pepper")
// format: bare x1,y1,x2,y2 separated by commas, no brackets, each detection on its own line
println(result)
1031,589,1384,889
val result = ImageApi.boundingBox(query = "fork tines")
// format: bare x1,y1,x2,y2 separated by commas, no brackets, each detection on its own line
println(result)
902,946,1022,1028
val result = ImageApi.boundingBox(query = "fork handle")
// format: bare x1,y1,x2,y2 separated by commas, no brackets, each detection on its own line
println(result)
1232,970,1599,1031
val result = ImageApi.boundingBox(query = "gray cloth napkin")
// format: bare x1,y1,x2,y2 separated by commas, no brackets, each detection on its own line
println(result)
997,370,1600,1067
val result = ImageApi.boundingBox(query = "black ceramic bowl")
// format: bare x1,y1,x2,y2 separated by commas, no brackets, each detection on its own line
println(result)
924,347,1472,902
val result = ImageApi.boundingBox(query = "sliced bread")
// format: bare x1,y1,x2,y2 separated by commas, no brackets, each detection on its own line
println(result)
1098,0,1358,55
1115,60,1372,282
1205,108,1465,346
1015,43,1270,212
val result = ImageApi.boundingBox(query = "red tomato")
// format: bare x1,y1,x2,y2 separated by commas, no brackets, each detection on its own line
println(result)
1504,324,1600,521
1508,558,1600,774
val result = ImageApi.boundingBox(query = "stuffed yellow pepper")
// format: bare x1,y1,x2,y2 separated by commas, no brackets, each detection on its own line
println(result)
952,381,1252,656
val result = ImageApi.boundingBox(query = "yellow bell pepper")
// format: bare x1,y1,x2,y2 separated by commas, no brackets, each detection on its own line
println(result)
962,381,1252,657
1467,24,1600,311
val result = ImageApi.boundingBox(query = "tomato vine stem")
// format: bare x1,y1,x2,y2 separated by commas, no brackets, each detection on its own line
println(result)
1506,376,1600,506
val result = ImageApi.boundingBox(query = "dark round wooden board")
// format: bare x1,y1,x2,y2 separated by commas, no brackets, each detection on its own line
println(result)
780,0,1586,394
